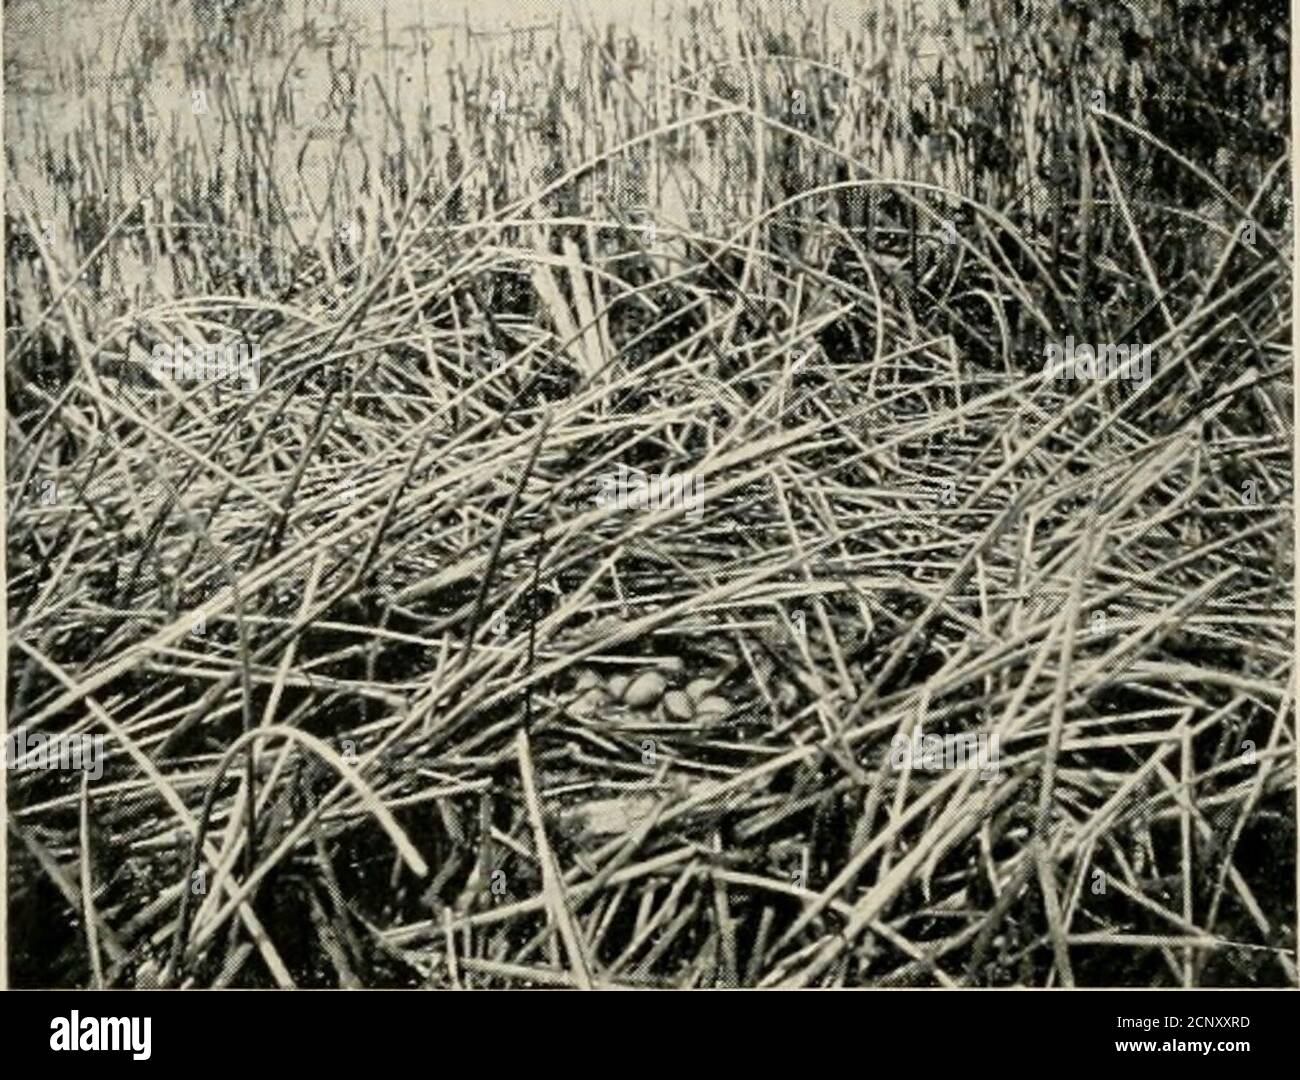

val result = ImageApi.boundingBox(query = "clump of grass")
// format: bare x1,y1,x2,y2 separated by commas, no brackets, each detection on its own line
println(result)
5,0,1294,988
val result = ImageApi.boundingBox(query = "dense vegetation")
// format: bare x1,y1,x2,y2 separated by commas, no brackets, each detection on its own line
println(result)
5,0,1293,987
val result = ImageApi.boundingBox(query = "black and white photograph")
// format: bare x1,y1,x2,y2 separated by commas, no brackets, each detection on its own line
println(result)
1,0,1295,1007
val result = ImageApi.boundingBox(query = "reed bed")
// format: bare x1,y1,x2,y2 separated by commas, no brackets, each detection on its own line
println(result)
4,0,1295,987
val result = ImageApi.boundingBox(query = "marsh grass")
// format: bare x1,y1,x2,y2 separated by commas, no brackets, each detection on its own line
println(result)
4,0,1295,987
